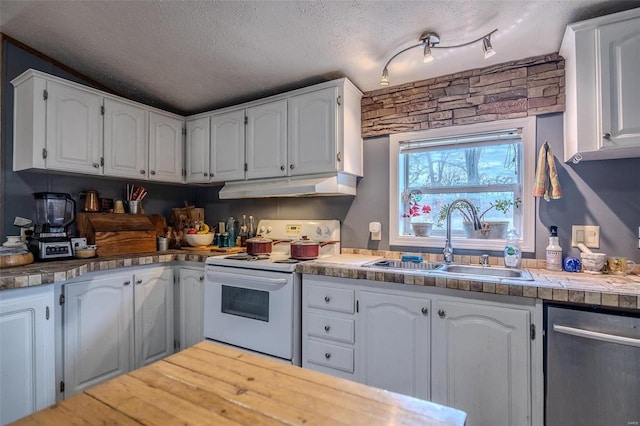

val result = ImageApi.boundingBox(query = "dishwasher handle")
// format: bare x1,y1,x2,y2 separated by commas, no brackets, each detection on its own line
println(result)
553,324,640,348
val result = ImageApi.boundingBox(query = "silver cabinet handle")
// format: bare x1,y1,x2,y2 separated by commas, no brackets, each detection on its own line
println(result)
136,279,143,285
199,276,204,281
140,169,146,175
603,132,611,140
280,165,285,171
290,164,295,170
324,352,331,359
124,280,131,286
438,309,446,318
421,307,428,315
337,152,342,162
324,325,331,332
203,173,208,177
150,170,156,175
553,324,640,348
324,296,331,303
92,163,100,168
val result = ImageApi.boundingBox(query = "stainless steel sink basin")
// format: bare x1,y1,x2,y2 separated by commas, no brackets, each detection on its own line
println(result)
433,264,533,281
362,259,442,271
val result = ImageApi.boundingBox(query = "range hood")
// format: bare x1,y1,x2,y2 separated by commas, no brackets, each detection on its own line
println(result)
218,173,357,199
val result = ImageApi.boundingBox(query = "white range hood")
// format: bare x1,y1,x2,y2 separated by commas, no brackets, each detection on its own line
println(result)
218,173,357,199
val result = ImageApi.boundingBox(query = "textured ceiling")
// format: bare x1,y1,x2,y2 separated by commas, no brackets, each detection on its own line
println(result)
1,0,636,115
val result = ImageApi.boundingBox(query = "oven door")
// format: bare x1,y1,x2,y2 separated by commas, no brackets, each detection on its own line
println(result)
203,265,294,360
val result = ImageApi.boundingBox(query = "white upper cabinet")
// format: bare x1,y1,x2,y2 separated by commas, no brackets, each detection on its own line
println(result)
103,98,148,179
289,87,338,176
561,8,640,162
149,112,184,183
12,73,104,173
185,117,210,183
210,109,246,182
246,100,288,179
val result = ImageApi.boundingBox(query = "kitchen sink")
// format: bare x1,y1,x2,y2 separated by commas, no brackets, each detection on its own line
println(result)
433,264,534,281
361,259,533,281
362,259,442,271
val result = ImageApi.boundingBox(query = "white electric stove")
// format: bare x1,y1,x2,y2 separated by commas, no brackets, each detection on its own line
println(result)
203,220,340,365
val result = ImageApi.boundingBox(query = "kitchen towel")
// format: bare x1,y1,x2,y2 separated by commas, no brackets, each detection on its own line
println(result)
533,141,563,201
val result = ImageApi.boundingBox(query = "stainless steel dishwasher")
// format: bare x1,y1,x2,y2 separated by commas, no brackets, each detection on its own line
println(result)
545,304,640,425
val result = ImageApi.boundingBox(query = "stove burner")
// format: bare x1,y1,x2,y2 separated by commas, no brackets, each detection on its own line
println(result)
273,258,302,264
225,253,270,261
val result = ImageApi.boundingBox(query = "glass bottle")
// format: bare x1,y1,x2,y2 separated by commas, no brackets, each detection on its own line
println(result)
226,217,236,247
248,215,256,238
239,214,248,246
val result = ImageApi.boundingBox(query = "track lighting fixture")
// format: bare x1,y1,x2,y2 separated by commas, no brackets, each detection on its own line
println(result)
380,29,498,86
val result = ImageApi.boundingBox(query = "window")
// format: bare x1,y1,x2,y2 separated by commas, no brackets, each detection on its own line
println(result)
389,117,535,252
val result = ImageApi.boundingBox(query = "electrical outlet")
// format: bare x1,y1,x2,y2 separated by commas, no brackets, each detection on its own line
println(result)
571,225,600,248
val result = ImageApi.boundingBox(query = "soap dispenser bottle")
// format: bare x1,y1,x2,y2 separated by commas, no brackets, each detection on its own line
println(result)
546,225,563,271
504,229,521,268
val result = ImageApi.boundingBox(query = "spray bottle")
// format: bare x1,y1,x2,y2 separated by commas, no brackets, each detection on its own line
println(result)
546,225,563,271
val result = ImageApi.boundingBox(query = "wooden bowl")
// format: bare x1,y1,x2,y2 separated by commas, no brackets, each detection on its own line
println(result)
0,252,34,268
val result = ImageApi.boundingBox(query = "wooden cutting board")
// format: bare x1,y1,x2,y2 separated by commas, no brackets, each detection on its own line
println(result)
180,245,244,253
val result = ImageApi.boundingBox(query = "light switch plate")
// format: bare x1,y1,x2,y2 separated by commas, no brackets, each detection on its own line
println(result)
571,225,600,248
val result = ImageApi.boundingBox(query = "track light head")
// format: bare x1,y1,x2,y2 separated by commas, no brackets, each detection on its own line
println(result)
483,35,496,59
380,67,389,86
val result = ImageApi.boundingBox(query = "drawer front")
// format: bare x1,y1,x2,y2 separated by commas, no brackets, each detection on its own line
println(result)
306,339,354,373
307,313,354,343
306,284,354,313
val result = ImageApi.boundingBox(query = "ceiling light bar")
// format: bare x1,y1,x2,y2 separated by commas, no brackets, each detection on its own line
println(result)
380,29,498,86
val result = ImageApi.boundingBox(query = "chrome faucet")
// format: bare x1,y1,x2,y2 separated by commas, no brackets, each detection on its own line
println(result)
443,198,482,263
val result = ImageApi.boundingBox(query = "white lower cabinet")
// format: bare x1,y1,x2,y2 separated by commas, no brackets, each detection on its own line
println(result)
431,298,532,426
175,267,204,351
358,290,431,400
0,285,55,425
63,267,173,397
302,275,539,426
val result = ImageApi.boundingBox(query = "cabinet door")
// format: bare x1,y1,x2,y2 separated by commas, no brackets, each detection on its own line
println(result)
432,299,531,426
357,291,431,400
288,87,338,175
45,81,103,174
185,117,210,182
210,110,245,182
246,100,288,179
0,286,55,425
599,17,640,149
149,112,184,183
134,268,174,368
63,274,133,397
177,268,204,350
103,98,148,179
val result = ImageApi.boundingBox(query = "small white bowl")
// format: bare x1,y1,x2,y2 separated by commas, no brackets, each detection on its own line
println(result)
184,233,214,247
411,223,433,237
580,253,607,274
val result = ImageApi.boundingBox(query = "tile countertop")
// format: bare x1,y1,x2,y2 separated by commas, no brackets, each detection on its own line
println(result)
1,248,639,310
298,249,640,311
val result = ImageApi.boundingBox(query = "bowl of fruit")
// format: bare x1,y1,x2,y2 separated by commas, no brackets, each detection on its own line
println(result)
184,222,214,247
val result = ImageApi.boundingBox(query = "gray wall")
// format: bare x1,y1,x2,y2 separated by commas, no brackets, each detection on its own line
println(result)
2,39,639,262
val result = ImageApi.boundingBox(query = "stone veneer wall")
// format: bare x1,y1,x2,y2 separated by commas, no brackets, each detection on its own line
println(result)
361,53,564,138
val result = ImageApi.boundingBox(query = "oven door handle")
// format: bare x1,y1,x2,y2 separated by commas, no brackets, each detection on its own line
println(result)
205,270,288,290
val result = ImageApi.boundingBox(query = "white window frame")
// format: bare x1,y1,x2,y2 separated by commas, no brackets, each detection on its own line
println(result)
389,117,536,253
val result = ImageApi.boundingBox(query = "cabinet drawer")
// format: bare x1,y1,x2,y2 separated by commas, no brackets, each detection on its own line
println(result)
307,284,354,313
306,339,354,373
307,313,354,343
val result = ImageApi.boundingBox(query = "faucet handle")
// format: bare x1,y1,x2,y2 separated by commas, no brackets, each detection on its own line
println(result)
480,254,490,266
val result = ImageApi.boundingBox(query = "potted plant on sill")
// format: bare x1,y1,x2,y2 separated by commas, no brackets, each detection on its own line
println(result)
436,198,521,239
402,191,433,236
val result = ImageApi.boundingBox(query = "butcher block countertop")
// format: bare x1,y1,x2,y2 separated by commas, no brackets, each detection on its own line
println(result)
14,341,466,426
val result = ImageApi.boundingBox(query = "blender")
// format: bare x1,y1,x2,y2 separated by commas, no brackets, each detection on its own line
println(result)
29,192,76,260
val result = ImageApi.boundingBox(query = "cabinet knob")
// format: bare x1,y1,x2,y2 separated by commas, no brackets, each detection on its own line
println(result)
421,307,428,315
438,309,446,318
324,352,331,359
140,169,146,175
92,163,100,168
324,325,331,332
150,170,156,175
124,280,131,286
199,276,204,281
337,152,342,162
203,173,208,177
324,296,331,303
290,164,295,170
280,165,285,171
136,279,143,285
603,132,611,140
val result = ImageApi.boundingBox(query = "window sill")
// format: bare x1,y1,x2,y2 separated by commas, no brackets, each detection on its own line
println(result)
390,235,534,253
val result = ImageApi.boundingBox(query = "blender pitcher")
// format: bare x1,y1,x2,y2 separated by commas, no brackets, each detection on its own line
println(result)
33,192,76,235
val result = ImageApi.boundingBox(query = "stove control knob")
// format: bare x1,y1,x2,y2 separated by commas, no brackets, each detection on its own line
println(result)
316,226,322,236
323,226,330,236
266,226,272,234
